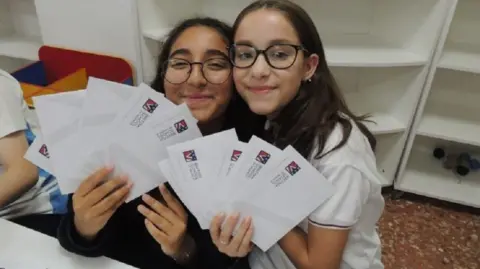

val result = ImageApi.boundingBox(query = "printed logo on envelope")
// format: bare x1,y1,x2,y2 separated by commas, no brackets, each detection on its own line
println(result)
231,150,243,162
255,150,271,164
174,119,188,133
39,144,50,158
285,161,301,176
142,98,159,114
183,150,198,162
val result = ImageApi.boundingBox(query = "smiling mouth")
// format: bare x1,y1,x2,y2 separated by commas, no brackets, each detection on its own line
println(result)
248,86,275,94
183,95,214,106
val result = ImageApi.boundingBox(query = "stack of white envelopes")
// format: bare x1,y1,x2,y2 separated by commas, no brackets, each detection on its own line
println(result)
25,77,336,251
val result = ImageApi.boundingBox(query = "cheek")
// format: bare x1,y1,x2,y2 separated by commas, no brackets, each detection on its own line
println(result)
233,69,248,93
163,83,182,105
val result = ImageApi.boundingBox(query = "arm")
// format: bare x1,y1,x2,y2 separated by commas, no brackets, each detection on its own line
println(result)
278,166,371,269
57,167,131,257
0,131,39,208
57,194,125,257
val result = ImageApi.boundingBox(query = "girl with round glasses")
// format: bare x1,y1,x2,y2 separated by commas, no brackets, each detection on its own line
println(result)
56,17,264,269
209,1,385,269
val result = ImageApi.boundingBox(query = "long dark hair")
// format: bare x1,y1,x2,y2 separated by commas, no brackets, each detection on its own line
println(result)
232,0,376,158
151,17,265,142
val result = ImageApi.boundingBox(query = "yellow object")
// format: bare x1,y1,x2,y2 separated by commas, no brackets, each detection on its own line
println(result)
22,68,88,107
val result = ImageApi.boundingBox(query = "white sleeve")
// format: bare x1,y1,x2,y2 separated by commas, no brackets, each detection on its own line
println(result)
308,165,371,229
0,74,27,139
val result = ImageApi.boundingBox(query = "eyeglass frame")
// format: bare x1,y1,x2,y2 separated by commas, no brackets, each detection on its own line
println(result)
161,57,232,85
228,43,309,70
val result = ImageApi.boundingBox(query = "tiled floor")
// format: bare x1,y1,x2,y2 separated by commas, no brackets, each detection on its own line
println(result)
379,192,479,269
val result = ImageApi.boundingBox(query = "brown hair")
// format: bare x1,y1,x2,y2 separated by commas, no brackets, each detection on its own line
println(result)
232,0,376,158
151,17,266,142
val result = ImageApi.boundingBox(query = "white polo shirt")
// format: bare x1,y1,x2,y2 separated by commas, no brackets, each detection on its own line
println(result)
0,69,67,219
249,119,385,269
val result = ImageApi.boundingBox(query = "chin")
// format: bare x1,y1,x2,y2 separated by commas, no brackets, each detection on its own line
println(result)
247,101,277,116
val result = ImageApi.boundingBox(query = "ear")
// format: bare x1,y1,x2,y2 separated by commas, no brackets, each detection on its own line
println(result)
303,53,319,81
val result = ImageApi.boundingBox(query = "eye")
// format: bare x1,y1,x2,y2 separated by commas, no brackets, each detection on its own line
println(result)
237,51,254,60
268,50,291,60
168,59,189,69
205,59,230,70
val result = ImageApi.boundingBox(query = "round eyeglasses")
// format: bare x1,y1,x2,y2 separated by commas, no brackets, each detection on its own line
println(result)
163,57,232,85
229,44,307,69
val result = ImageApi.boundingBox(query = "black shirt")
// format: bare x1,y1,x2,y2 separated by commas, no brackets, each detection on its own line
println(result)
56,114,265,269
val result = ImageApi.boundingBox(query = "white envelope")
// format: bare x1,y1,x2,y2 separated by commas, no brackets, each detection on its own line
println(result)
111,84,175,129
32,90,86,194
79,77,142,129
217,141,249,178
230,145,336,251
166,129,238,229
24,133,54,175
214,136,284,208
80,103,202,202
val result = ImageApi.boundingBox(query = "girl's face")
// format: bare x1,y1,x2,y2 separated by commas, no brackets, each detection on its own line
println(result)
164,26,233,123
232,9,317,117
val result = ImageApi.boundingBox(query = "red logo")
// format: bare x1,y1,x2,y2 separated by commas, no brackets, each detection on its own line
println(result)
285,161,301,176
231,150,242,162
174,119,188,133
183,150,197,162
39,144,50,158
142,98,158,113
255,150,271,164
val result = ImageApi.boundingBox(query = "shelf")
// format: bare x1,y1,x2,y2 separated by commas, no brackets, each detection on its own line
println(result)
418,69,480,147
396,137,480,208
297,0,445,67
0,35,41,60
417,115,480,148
438,48,480,74
375,132,406,187
438,0,480,74
364,113,405,135
324,36,427,67
331,66,425,135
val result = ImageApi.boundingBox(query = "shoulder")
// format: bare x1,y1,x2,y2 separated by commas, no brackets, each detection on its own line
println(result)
310,117,379,184
0,69,23,101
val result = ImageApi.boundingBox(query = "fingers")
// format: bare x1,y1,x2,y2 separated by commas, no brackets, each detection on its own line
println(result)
145,219,169,246
77,166,114,197
227,216,252,252
142,194,179,225
89,180,132,217
209,212,226,243
237,224,254,255
218,213,240,245
85,175,129,208
138,204,173,233
159,184,185,219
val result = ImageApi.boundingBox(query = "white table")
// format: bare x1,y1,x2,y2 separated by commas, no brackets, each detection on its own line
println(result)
0,218,137,269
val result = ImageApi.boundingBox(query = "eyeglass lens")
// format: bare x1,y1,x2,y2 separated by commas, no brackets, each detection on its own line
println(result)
231,44,300,69
164,58,231,84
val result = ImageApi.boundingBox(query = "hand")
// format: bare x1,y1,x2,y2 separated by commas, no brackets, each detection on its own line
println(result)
73,166,132,240
138,184,189,257
209,212,254,258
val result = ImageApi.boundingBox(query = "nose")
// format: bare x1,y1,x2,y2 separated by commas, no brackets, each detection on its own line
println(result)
187,63,207,87
250,53,271,79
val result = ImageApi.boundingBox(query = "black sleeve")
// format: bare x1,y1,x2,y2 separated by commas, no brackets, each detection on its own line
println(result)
186,214,250,269
56,194,124,257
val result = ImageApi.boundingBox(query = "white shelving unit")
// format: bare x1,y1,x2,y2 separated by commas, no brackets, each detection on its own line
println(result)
396,0,480,208
136,0,452,187
0,0,42,72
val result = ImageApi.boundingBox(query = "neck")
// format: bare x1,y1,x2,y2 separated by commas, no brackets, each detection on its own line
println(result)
198,115,225,136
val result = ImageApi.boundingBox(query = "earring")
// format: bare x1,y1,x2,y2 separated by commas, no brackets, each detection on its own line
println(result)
304,78,312,83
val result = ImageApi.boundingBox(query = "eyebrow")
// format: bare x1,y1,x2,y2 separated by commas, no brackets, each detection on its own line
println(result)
235,38,298,47
169,48,228,59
